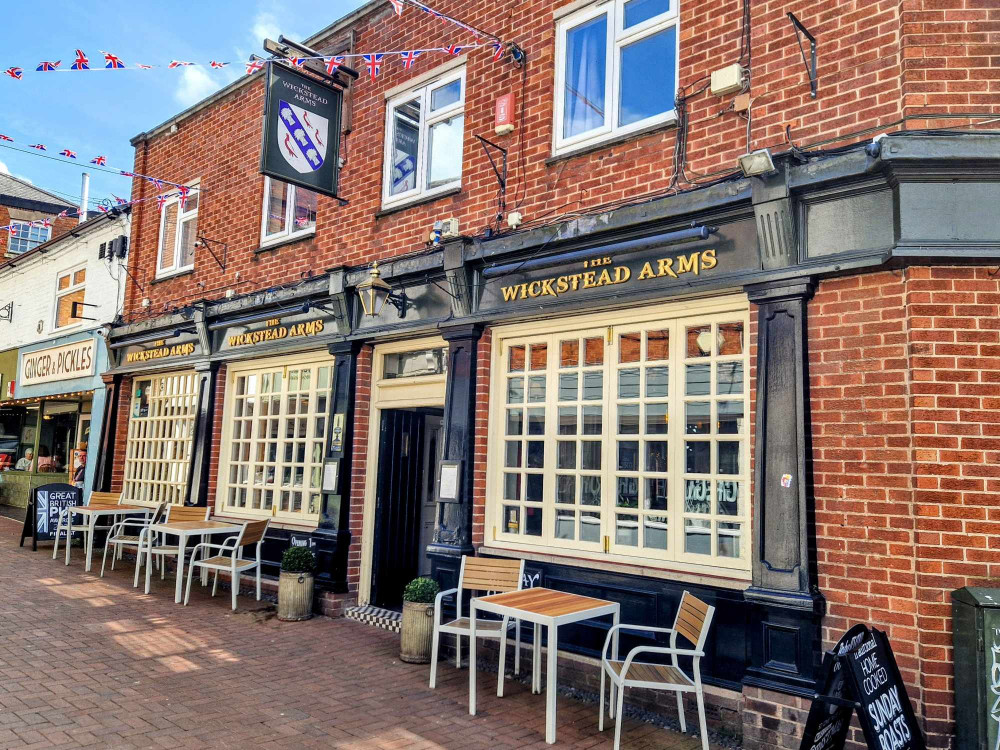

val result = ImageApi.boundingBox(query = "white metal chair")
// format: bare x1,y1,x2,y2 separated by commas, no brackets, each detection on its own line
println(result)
599,591,716,750
134,504,210,587
184,519,269,611
429,555,525,695
52,491,123,565
100,502,166,577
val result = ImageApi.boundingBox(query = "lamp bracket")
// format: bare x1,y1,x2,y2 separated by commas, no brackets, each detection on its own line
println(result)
70,301,99,322
787,12,817,99
386,290,408,319
196,236,228,272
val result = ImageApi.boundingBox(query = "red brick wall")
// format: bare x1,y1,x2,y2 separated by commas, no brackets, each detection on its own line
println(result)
205,365,227,505
808,266,1000,750
471,326,492,548
109,377,133,493
347,344,373,595
121,0,997,321
0,205,77,257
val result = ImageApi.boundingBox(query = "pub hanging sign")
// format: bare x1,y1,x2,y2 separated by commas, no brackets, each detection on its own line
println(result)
260,63,343,199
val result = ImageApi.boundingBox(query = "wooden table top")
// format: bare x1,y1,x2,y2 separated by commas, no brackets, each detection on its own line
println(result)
476,587,615,617
150,520,242,532
72,504,150,513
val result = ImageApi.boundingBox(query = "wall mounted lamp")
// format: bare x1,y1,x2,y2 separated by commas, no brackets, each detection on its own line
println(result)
738,148,776,177
356,262,407,318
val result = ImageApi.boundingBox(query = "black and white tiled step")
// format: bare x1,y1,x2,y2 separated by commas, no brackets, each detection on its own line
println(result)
344,604,402,633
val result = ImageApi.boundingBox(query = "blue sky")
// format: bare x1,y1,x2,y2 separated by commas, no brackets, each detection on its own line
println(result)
0,1,368,210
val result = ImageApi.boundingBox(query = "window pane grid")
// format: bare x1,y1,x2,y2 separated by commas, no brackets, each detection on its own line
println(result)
123,372,199,505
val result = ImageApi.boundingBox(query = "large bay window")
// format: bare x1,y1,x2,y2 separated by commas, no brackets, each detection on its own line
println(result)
217,355,333,524
488,301,750,574
123,371,200,505
554,0,679,155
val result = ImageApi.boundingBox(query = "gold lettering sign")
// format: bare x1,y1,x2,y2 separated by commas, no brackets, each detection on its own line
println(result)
124,341,196,363
227,318,325,348
500,249,717,302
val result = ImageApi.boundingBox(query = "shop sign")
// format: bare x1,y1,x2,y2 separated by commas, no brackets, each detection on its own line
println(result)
260,63,343,199
226,317,326,349
479,218,759,312
19,483,82,551
20,339,95,386
123,339,197,364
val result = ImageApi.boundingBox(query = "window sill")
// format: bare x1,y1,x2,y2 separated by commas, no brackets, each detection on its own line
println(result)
546,115,679,167
151,268,194,285
51,322,84,334
375,185,463,219
477,544,751,591
253,232,315,256
213,512,319,532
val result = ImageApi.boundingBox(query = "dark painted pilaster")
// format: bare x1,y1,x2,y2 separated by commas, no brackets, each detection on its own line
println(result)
320,339,362,592
185,362,220,507
94,373,122,493
427,323,483,591
743,278,824,696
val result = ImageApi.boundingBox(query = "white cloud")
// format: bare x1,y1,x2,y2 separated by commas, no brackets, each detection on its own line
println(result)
174,66,224,107
0,159,7,174
252,10,283,44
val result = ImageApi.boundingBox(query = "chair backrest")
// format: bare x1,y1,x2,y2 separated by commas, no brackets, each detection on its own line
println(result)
166,504,211,522
88,491,122,506
459,556,524,594
149,502,169,525
240,519,269,546
671,591,715,649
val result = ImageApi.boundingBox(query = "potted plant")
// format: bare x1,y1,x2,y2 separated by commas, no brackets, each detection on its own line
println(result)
400,576,440,663
277,546,316,621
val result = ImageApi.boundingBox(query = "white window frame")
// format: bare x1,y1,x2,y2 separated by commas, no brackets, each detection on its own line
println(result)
123,370,200,506
8,220,50,255
260,176,317,247
215,352,335,527
52,264,87,332
485,297,751,579
381,66,466,210
553,0,680,156
155,181,199,278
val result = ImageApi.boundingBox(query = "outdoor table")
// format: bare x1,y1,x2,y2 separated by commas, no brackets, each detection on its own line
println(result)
143,520,244,603
54,504,152,572
469,587,620,744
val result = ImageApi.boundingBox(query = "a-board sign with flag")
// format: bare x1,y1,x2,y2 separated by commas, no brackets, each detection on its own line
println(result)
260,63,343,199
19,483,81,551
800,625,925,750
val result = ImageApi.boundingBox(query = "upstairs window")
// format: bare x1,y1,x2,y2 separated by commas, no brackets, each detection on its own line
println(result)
261,177,317,246
554,0,678,155
9,220,50,255
382,67,465,208
54,266,86,330
156,183,199,277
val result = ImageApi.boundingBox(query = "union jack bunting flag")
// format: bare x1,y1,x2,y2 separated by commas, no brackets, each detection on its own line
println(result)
492,43,505,62
178,185,191,210
363,53,383,81
0,134,12,142
210,61,228,69
388,0,404,15
150,177,165,191
97,205,110,214
400,50,422,69
136,64,153,69
42,218,52,228
71,50,89,70
36,60,60,72
120,170,135,177
245,60,265,75
289,58,307,67
29,144,46,151
113,195,129,205
444,45,463,56
4,68,23,80
167,61,193,68
101,51,125,69
59,149,77,158
7,226,16,236
324,56,345,74
156,194,169,212
91,155,107,165
57,210,69,219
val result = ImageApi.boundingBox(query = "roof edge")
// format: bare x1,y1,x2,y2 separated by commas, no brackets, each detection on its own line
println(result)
0,211,127,275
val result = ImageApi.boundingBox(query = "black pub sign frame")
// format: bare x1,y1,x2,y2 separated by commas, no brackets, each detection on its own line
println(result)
260,63,344,200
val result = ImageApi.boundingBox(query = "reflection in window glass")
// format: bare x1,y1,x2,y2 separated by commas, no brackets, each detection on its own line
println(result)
563,15,607,139
427,114,464,189
391,98,420,196
619,28,676,128
624,0,670,27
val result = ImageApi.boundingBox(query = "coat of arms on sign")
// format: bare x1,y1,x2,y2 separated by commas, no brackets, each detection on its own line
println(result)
277,100,328,174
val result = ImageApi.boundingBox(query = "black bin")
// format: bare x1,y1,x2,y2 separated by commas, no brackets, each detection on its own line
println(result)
951,587,1000,750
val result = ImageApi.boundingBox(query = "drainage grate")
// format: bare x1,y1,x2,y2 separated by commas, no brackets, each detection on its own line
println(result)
344,604,401,633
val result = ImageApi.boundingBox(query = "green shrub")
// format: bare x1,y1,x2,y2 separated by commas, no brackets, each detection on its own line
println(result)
403,577,440,603
281,546,316,574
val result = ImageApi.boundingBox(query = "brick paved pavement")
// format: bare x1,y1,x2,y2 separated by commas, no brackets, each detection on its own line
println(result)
0,516,717,749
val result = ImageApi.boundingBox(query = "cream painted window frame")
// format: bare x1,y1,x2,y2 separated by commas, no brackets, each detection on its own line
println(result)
123,370,200,506
52,264,86,332
215,352,335,527
486,297,751,578
155,180,200,278
259,177,317,248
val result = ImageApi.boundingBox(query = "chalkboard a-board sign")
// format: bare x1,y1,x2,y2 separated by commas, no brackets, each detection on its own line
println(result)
800,625,925,750
18,483,81,551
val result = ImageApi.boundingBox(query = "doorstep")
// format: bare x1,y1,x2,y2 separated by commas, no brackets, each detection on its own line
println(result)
344,604,402,633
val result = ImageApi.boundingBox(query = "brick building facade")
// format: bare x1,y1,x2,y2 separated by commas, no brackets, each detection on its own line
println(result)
102,1,1000,748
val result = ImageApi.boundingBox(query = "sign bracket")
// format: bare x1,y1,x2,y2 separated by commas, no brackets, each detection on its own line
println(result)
195,236,228,271
70,301,99,322
787,12,818,99
0,300,11,323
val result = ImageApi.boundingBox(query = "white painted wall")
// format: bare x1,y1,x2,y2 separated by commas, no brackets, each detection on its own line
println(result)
0,214,130,350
